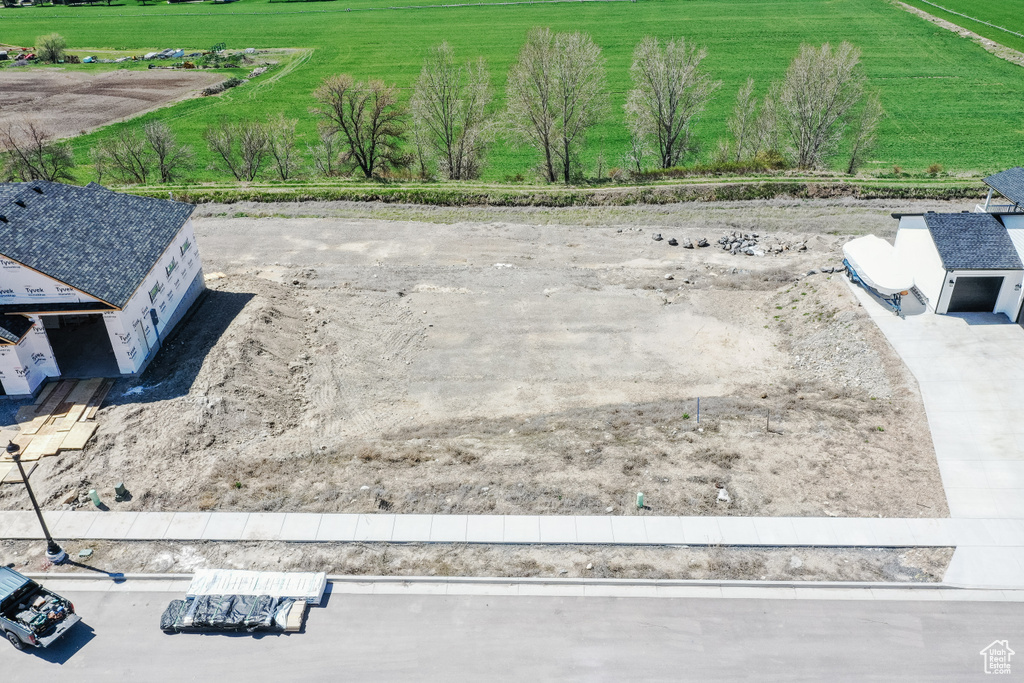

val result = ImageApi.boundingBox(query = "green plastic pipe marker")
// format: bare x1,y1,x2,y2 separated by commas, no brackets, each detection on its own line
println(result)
89,489,102,507
636,492,644,509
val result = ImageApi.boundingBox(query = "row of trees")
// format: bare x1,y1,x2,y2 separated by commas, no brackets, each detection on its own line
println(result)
0,32,883,185
310,32,882,182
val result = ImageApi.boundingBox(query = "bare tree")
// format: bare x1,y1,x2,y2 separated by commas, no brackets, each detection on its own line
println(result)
95,127,150,184
773,41,866,169
410,119,433,180
36,34,67,64
205,120,268,181
755,86,783,160
237,121,269,181
90,146,107,185
205,123,241,180
621,134,651,175
1,122,75,182
312,75,408,178
144,121,193,183
625,36,720,170
507,28,607,184
266,114,300,181
307,123,341,177
506,28,557,182
412,42,493,180
846,92,884,174
726,78,759,162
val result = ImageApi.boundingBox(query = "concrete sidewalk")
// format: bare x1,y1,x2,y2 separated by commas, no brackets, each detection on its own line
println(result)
4,509,1024,587
3,510,1023,545
0,509,1006,546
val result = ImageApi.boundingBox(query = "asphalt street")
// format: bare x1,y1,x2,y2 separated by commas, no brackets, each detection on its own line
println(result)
3,587,1023,681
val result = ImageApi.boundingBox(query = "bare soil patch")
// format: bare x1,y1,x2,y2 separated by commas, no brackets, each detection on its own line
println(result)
0,540,953,583
0,200,950,518
0,69,224,142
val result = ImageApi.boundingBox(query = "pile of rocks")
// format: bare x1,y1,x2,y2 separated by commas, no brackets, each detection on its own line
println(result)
717,231,808,256
652,233,710,249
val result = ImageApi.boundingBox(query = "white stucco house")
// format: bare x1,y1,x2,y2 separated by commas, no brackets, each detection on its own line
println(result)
893,168,1024,320
0,181,204,397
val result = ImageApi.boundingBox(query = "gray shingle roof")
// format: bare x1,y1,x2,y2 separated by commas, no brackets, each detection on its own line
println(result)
984,167,1024,206
0,184,25,205
0,314,33,344
0,182,194,308
924,212,1023,270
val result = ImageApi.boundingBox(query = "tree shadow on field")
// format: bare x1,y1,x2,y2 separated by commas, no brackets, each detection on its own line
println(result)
108,289,255,406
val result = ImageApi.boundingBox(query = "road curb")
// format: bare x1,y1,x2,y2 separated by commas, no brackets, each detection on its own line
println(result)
17,571,957,589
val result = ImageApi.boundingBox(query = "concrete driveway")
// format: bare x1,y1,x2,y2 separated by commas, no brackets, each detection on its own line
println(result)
850,282,1024,586
853,290,1024,519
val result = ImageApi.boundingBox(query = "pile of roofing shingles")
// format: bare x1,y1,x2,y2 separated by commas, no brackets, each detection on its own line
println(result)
0,378,112,483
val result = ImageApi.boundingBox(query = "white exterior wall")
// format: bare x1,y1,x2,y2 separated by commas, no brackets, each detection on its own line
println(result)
22,318,59,380
0,318,58,395
0,255,102,306
0,344,32,395
895,217,946,311
0,218,204,392
104,219,204,374
1001,215,1024,323
934,269,1024,318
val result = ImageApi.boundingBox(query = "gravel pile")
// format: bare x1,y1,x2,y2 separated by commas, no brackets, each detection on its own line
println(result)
717,231,808,257
790,308,893,399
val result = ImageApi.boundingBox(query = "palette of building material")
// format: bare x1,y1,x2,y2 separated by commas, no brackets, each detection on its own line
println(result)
186,570,327,605
0,378,112,484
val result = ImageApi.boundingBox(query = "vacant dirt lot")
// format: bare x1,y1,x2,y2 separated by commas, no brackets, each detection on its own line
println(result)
0,69,223,142
0,199,963,518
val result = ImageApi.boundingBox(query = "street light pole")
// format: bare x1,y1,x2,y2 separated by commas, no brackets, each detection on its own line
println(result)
7,441,65,564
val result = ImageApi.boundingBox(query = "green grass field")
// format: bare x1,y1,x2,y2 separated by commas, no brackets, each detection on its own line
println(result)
2,0,1024,183
902,0,1024,54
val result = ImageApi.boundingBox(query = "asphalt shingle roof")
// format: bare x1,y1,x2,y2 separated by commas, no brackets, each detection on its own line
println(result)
984,167,1024,206
0,314,33,344
0,182,194,308
923,212,1023,270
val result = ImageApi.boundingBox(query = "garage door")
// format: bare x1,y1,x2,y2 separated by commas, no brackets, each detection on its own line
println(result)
947,276,1004,313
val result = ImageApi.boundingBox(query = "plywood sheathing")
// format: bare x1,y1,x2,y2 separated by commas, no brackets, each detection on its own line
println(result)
23,433,63,458
61,422,97,450
57,404,88,432
35,380,75,416
83,380,113,421
1,379,110,478
32,381,58,407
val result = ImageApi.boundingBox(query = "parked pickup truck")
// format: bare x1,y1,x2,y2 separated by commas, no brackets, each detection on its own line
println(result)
0,567,80,650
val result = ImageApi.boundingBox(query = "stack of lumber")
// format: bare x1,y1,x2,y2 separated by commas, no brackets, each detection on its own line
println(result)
0,378,113,484
284,601,307,633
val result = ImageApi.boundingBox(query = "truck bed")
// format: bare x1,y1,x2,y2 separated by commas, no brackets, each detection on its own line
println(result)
36,612,80,647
